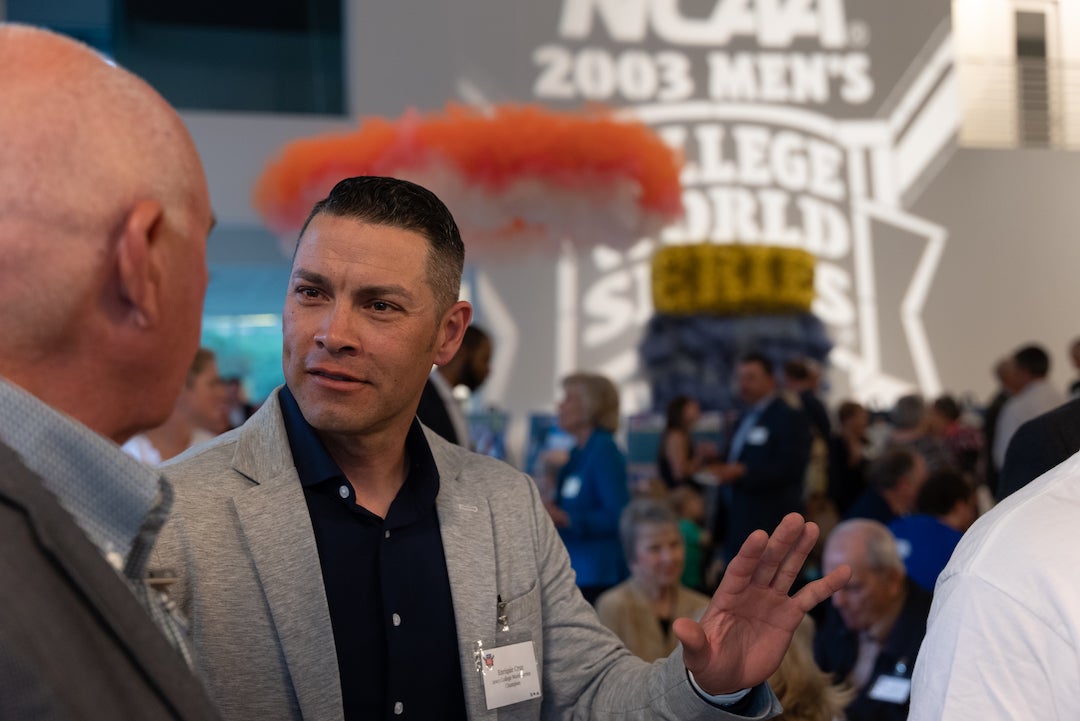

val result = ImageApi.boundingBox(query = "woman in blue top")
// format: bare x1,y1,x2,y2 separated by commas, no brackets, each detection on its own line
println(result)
547,372,630,604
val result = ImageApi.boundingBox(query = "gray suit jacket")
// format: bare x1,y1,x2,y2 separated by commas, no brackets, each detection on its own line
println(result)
0,442,222,721
152,389,780,721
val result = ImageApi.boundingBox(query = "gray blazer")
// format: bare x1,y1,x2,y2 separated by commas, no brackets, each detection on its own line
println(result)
153,389,780,721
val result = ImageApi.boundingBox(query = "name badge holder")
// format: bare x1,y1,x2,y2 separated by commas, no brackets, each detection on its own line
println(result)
867,658,912,705
473,595,543,711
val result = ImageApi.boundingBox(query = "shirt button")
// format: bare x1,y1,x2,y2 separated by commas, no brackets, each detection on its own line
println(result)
392,613,401,627
385,530,391,539
338,484,349,499
393,701,404,715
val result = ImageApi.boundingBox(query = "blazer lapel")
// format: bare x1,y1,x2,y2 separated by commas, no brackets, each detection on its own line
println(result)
230,395,344,721
432,440,498,719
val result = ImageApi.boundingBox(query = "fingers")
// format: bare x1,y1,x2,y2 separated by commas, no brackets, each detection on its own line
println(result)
717,529,769,595
749,513,810,588
770,522,818,591
720,513,818,595
793,563,852,612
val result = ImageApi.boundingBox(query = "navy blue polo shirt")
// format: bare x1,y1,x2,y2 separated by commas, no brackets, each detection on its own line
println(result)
279,387,467,720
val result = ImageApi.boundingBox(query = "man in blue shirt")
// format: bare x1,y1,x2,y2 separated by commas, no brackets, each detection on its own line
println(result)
154,176,850,721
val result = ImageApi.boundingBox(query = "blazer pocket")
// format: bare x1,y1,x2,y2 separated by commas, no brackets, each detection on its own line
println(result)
498,580,541,629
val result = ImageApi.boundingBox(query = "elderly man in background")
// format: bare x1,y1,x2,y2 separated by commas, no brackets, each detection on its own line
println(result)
814,519,931,721
0,24,220,721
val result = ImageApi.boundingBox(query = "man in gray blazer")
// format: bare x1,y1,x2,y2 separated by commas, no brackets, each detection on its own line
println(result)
0,24,221,721
153,177,849,721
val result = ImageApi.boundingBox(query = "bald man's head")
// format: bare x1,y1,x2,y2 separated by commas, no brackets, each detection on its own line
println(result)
0,25,213,441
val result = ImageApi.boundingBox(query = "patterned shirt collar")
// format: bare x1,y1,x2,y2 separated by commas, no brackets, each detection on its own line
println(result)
0,377,169,578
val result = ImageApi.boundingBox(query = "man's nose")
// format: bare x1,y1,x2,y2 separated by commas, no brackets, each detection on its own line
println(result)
314,305,358,352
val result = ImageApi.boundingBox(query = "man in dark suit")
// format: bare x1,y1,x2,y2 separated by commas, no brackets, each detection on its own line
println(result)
416,325,492,446
0,24,221,720
711,352,812,563
998,396,1080,499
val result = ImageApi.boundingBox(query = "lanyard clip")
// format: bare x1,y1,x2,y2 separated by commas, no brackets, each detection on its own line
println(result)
497,594,509,632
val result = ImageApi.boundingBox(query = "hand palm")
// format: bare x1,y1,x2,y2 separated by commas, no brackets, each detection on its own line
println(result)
673,513,851,695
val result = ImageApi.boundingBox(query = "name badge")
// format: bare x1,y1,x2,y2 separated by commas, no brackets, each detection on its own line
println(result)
480,641,542,710
867,674,911,704
747,426,770,445
561,475,582,499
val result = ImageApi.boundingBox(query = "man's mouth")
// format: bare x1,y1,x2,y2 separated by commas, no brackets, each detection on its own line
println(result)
309,368,361,383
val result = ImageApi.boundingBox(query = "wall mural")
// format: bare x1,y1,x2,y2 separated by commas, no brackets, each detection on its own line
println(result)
486,0,958,413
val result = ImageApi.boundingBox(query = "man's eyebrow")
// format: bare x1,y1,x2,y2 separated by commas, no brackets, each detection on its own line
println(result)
289,270,415,301
290,268,330,285
356,284,414,300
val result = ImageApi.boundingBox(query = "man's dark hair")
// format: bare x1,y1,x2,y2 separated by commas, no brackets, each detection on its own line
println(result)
889,394,926,431
295,176,465,312
459,325,489,355
837,400,864,425
915,469,974,516
867,446,919,492
1013,344,1050,378
664,395,696,430
932,394,962,422
739,351,774,378
783,358,809,381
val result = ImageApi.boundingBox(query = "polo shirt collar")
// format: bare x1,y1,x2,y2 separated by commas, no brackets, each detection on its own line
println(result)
278,385,441,514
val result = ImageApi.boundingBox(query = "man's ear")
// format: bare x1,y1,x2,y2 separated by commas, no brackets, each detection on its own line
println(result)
115,199,165,328
434,300,473,366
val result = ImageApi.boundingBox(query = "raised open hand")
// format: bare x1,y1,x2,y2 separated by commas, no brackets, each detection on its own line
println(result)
672,513,851,695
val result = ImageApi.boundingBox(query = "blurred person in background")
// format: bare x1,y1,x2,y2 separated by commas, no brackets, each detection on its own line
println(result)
992,344,1063,475
547,371,630,603
846,446,928,526
658,394,719,490
709,352,812,567
886,394,951,473
1068,337,1080,398
982,356,1021,497
224,376,259,429
416,324,492,448
888,469,977,593
671,484,711,592
827,401,870,518
596,498,711,662
998,394,1080,500
768,614,853,721
815,519,930,721
924,394,983,481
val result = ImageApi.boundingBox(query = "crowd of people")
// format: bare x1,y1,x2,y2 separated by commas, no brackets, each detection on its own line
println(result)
538,341,1080,720
5,20,1080,721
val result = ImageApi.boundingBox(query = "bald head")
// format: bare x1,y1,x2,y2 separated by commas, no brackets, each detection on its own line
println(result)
824,519,904,575
0,25,212,440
